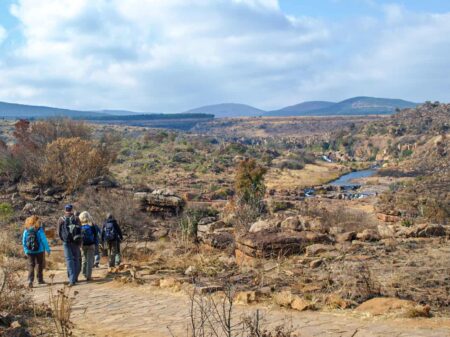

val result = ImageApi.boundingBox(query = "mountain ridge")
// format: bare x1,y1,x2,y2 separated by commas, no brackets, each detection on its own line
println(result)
0,97,420,119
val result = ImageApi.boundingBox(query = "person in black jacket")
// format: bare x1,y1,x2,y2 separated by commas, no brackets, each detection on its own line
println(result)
101,214,123,268
58,204,82,286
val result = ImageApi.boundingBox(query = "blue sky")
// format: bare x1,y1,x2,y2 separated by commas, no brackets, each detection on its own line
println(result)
0,0,449,112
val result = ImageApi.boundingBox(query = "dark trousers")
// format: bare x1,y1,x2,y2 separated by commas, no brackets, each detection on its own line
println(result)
27,252,45,283
106,240,121,267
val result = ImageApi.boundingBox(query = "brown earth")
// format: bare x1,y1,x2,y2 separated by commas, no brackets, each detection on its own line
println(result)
30,247,450,337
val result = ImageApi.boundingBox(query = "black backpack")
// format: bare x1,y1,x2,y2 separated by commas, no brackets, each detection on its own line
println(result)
62,216,82,244
26,228,40,252
104,221,117,242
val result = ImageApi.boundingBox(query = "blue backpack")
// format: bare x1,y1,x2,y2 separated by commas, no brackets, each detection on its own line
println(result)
81,224,95,246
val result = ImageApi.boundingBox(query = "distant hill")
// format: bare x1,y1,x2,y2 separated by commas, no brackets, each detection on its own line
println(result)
267,97,418,117
0,101,106,119
266,101,335,116
183,103,264,118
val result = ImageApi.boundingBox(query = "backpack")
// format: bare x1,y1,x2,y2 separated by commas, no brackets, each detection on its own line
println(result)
104,221,117,242
26,228,40,252
82,224,95,246
63,216,82,244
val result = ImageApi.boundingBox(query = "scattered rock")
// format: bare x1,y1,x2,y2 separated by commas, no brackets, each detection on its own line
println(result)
152,228,169,240
235,291,257,305
159,278,181,289
88,176,118,188
22,203,34,213
355,297,431,318
202,232,234,249
356,229,380,242
280,217,300,231
196,285,223,294
305,244,336,257
336,231,357,243
309,259,323,269
198,217,217,226
3,327,32,337
325,294,352,309
273,290,293,307
377,213,401,223
291,296,314,311
184,266,196,276
249,220,276,233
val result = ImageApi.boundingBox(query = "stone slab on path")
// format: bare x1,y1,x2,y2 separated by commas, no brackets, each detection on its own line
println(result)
31,268,450,337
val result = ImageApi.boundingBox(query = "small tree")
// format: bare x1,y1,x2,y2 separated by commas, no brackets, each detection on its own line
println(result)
233,158,267,233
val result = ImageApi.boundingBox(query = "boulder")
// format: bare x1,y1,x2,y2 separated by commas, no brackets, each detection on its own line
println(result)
202,232,234,250
135,189,185,215
399,223,446,238
355,297,431,317
236,230,333,258
249,220,276,233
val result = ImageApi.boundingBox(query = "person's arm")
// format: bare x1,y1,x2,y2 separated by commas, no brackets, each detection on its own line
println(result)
58,218,64,241
101,224,105,243
39,229,51,254
115,221,123,241
93,225,99,245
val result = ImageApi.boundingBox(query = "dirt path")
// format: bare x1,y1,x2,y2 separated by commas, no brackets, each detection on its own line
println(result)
30,264,450,337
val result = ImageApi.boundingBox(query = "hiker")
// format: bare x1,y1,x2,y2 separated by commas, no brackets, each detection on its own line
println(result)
22,215,51,288
79,211,99,281
58,204,82,286
101,214,123,268
93,223,102,268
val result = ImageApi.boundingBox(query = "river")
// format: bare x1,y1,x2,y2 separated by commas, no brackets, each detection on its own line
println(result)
329,168,377,187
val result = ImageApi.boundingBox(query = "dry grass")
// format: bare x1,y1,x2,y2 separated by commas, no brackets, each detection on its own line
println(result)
265,163,346,190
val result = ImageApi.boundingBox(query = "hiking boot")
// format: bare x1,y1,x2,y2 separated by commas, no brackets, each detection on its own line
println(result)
68,283,75,287
86,277,93,282
38,280,46,285
28,282,33,289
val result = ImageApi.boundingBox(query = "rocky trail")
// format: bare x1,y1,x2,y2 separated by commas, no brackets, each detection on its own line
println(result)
29,249,450,337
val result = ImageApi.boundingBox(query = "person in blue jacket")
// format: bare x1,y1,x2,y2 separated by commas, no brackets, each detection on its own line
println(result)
22,215,51,288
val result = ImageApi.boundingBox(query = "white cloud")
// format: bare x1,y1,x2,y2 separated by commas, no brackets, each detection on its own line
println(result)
0,0,449,112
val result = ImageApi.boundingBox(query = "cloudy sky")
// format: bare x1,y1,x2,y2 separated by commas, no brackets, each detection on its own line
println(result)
0,0,449,112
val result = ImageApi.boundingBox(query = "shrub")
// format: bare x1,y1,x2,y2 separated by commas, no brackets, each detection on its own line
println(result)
30,118,91,147
235,158,267,206
39,137,114,192
0,203,13,224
